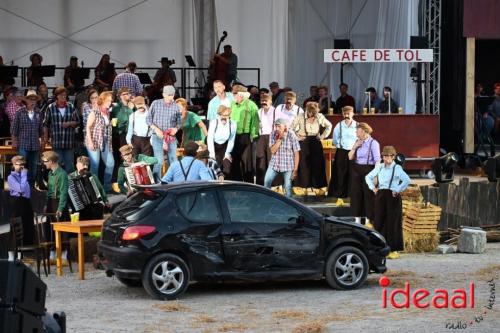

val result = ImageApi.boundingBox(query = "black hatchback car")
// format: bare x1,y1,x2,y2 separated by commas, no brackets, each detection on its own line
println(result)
99,182,389,300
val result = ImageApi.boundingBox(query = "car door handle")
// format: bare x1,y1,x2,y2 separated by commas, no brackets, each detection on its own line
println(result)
223,233,242,242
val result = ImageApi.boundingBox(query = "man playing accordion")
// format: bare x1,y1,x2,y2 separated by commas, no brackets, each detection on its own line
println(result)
117,145,158,195
68,156,110,220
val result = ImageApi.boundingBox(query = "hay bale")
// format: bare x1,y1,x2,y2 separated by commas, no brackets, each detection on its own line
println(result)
403,230,440,253
401,185,423,202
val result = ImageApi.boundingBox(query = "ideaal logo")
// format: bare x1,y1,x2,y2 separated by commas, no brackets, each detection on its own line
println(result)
379,276,496,330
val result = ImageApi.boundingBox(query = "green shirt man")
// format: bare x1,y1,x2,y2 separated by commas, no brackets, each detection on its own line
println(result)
230,97,259,141
47,165,69,214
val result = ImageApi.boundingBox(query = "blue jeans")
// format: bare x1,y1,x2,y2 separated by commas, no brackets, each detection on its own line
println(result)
54,149,75,174
86,145,114,192
18,149,39,186
151,135,177,179
264,168,293,197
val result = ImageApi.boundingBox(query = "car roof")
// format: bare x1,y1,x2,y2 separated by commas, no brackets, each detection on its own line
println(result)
137,181,266,193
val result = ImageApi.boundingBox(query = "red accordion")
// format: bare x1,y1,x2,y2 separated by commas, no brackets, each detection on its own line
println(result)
125,165,155,188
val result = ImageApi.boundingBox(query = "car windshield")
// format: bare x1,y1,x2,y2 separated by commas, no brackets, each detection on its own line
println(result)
114,190,164,221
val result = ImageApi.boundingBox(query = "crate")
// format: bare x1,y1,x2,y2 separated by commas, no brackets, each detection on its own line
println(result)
402,200,442,234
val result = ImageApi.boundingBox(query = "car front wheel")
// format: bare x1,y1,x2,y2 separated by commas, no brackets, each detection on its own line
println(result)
142,253,190,300
325,246,368,290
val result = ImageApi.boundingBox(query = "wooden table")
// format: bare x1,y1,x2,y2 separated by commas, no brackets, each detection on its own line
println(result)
52,220,104,280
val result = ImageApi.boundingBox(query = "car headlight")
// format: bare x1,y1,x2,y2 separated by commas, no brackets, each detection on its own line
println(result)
370,230,386,246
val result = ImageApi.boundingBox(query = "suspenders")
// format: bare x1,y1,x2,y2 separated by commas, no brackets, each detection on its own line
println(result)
214,119,232,142
179,158,196,181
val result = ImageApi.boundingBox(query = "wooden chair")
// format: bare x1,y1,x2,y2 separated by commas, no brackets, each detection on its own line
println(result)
10,216,48,278
31,189,73,274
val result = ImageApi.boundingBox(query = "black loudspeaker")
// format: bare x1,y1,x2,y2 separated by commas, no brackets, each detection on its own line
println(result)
410,36,428,49
0,260,47,315
334,39,351,49
0,308,45,333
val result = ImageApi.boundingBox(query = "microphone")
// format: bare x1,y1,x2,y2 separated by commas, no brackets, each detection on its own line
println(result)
222,31,228,37
364,91,370,95
81,61,84,67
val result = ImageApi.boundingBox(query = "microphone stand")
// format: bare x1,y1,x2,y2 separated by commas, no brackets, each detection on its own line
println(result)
388,91,391,114
367,92,371,113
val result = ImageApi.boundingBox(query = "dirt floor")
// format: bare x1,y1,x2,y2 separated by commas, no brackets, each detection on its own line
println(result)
41,243,500,333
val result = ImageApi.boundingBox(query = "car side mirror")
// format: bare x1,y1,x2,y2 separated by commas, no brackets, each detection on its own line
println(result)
296,215,306,225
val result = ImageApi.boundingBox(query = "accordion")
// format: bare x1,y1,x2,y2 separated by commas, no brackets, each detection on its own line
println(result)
68,173,102,211
125,165,155,189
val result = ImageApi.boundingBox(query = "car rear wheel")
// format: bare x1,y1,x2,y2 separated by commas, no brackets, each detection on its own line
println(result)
325,246,368,290
116,277,142,287
142,253,190,300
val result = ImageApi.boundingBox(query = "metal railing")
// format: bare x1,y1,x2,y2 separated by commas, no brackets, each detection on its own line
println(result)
12,66,261,100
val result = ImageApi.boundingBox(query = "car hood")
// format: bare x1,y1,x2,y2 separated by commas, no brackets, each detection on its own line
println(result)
324,216,373,231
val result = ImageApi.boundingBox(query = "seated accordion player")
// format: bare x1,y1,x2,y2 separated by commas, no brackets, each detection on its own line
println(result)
125,164,155,191
68,173,103,212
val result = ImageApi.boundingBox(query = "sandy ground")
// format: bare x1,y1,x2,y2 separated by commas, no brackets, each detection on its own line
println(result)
40,243,500,333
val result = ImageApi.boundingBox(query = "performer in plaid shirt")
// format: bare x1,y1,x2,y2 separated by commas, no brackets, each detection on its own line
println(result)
85,91,115,192
147,85,182,178
11,90,44,186
112,62,143,97
264,118,300,197
43,86,80,173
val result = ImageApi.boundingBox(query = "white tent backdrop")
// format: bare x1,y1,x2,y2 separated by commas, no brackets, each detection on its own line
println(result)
0,0,419,112
287,0,419,113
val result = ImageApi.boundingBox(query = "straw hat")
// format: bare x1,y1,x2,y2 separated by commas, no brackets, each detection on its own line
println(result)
382,146,397,156
22,89,41,102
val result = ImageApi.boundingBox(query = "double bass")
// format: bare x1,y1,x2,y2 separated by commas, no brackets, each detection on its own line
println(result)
207,31,228,85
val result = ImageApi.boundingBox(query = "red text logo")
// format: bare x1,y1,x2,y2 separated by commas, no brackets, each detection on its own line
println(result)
379,276,475,309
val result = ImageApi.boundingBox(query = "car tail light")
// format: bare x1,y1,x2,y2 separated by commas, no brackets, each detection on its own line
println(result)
122,225,156,241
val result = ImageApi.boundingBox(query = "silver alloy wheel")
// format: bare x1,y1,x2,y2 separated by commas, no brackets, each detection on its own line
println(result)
151,260,185,295
333,253,364,286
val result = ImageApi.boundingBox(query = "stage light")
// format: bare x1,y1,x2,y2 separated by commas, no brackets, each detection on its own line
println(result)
485,154,500,182
432,152,459,183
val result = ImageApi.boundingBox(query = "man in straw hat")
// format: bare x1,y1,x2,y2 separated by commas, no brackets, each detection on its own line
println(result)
230,84,259,182
264,118,300,198
197,143,224,180
207,105,237,179
366,146,410,259
11,89,44,185
328,105,357,205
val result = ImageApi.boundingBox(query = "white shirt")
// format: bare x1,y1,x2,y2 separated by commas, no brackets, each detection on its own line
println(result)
207,118,237,158
275,104,304,127
258,106,281,135
58,107,66,117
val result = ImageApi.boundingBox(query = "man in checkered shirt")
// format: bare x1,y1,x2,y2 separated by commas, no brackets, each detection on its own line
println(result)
43,86,80,173
112,62,143,97
264,118,300,198
146,85,182,178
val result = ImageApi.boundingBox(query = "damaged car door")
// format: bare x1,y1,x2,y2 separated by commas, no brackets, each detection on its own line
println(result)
219,189,320,274
175,190,225,273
